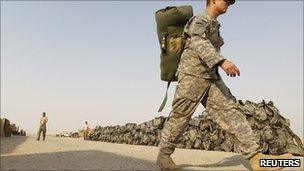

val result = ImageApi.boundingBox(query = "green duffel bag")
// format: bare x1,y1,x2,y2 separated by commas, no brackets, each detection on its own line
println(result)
155,5,193,82
155,5,193,112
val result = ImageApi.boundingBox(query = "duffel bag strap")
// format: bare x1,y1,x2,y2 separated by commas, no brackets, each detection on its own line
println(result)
158,81,171,112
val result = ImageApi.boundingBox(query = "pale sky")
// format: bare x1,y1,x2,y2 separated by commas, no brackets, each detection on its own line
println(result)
1,1,303,139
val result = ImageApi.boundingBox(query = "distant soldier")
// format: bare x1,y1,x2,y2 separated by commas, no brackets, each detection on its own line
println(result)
156,0,293,170
83,121,90,140
36,112,48,141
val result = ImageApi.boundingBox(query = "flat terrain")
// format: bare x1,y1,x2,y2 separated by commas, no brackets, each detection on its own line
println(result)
1,135,303,170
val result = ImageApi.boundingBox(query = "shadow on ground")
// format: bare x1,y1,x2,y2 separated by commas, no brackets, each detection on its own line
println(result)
180,155,251,170
0,136,28,155
1,150,161,170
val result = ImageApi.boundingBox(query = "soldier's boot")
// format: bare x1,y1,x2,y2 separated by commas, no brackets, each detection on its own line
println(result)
249,152,294,171
156,151,179,170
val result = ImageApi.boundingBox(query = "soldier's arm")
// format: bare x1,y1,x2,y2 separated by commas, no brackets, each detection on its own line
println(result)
190,19,225,69
190,19,240,77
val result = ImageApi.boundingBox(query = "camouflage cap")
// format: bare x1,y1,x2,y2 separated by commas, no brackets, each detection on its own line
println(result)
228,0,235,5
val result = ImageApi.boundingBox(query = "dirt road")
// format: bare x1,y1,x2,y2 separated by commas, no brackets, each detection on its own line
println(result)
1,135,303,170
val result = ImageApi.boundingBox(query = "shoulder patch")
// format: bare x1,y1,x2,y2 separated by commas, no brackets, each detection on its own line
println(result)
191,18,209,38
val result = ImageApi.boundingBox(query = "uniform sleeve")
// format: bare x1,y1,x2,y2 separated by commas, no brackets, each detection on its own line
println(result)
190,19,225,68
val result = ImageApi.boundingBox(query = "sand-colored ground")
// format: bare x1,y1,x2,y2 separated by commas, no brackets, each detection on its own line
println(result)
1,135,303,170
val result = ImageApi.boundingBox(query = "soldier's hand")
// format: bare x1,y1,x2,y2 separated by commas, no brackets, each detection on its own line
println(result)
219,59,240,77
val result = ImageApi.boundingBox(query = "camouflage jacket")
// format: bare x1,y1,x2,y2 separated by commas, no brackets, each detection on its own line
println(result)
177,10,225,79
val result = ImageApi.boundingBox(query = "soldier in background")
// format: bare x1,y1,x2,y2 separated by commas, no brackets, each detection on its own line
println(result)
83,121,90,140
156,0,292,170
37,112,48,141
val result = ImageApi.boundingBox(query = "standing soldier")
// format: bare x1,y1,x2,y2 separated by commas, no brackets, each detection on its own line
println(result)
156,0,292,170
37,112,48,141
83,121,90,140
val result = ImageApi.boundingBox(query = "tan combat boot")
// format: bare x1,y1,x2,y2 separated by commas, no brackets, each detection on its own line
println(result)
156,151,179,170
250,152,294,171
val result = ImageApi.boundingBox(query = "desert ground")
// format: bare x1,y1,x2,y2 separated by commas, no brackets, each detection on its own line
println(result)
1,135,303,170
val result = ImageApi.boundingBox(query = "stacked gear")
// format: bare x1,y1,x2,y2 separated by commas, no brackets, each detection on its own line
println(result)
155,5,193,112
89,100,304,156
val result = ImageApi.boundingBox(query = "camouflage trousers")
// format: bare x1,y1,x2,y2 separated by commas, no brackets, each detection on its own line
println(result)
159,73,260,159
83,130,89,140
37,124,46,140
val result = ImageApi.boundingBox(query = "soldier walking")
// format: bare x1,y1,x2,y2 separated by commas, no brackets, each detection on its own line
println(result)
36,112,48,141
156,0,292,170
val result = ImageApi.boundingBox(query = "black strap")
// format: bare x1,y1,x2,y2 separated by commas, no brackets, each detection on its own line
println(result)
158,81,171,112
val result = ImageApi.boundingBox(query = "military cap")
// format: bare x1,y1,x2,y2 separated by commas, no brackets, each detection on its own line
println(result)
228,0,235,5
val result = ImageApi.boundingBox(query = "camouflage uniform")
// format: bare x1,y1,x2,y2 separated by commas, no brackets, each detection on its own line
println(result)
37,116,47,140
37,124,47,140
159,10,260,159
83,124,90,140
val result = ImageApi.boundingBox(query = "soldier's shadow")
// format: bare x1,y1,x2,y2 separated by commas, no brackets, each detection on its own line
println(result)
179,155,251,170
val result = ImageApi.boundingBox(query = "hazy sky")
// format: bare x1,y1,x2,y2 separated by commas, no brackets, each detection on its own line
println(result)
1,1,303,138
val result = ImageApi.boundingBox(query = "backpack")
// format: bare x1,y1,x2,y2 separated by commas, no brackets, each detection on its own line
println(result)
155,5,193,112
